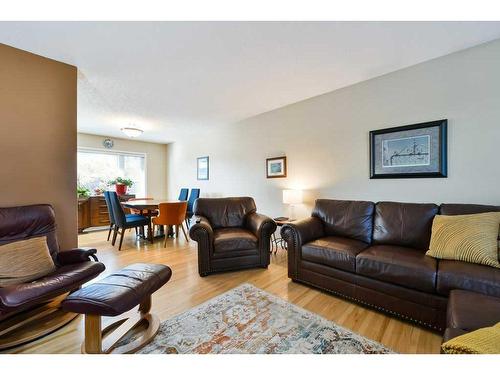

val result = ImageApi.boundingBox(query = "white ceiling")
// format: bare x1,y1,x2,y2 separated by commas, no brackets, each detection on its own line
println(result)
1,21,500,143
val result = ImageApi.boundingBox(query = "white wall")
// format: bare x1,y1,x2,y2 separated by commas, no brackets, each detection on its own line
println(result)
77,133,168,199
166,39,500,220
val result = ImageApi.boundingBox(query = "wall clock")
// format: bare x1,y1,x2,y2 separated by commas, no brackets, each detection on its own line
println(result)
103,138,114,149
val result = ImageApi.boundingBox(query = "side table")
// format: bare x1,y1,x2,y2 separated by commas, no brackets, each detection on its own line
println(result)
270,217,295,253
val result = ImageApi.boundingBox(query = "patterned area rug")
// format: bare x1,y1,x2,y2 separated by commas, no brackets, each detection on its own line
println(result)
138,283,393,354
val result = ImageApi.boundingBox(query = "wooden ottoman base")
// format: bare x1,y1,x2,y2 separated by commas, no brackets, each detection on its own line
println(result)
82,295,159,354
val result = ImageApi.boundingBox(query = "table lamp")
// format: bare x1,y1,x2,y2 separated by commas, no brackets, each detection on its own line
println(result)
283,189,303,220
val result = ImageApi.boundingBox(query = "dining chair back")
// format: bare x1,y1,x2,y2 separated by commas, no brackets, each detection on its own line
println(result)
185,188,200,228
152,201,189,246
103,191,116,241
178,188,189,201
109,191,127,228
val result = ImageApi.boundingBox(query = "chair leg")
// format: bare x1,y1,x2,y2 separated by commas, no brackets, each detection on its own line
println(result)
107,224,113,241
112,227,118,246
185,218,190,229
175,225,179,238
163,225,168,248
181,223,189,242
148,221,153,243
118,229,125,251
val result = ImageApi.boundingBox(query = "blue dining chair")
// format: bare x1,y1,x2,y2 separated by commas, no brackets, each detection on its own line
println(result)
108,191,151,250
178,188,189,201
103,191,116,242
185,188,200,228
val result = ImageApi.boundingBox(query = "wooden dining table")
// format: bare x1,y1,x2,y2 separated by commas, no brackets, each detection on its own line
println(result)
121,199,182,241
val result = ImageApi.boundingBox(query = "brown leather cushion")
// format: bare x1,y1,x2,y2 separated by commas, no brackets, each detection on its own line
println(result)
442,328,468,343
0,261,105,311
437,260,500,298
312,199,375,243
0,204,59,260
213,228,258,252
61,263,171,316
301,236,369,272
440,203,500,215
193,197,256,229
373,201,439,250
356,245,437,293
447,290,500,331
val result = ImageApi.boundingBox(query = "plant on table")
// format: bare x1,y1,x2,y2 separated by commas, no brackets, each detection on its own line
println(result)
108,177,134,195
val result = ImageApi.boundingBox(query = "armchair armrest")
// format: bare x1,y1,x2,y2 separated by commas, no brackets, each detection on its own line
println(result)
189,215,214,242
189,215,214,277
57,247,99,265
281,217,324,278
246,212,277,244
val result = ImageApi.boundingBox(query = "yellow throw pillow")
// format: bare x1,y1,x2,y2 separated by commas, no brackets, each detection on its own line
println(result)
442,323,500,354
0,236,56,287
426,212,500,269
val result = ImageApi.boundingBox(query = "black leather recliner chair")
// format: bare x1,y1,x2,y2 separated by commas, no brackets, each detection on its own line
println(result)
0,204,105,348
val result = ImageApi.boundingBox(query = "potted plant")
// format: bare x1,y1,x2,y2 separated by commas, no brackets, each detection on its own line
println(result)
108,177,134,195
77,186,91,199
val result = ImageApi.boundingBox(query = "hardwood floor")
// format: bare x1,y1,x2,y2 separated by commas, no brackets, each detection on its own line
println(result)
5,229,442,354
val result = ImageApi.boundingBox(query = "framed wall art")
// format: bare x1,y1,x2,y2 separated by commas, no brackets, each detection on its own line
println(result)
266,156,287,178
369,119,447,179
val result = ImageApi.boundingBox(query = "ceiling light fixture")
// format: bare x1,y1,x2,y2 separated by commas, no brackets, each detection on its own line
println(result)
121,127,143,138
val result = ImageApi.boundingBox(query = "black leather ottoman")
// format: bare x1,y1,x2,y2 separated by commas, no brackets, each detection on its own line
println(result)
62,263,172,354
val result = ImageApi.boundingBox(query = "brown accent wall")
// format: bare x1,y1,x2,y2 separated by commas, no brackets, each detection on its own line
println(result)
0,43,77,249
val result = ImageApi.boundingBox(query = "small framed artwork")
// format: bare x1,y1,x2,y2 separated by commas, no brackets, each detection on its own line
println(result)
369,119,447,179
266,156,287,178
197,156,209,180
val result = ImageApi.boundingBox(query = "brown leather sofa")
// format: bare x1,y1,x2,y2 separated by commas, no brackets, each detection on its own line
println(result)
281,199,500,331
443,290,500,343
189,197,277,276
0,204,105,324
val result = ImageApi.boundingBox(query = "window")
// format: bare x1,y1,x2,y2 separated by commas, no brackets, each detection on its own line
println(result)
77,149,146,197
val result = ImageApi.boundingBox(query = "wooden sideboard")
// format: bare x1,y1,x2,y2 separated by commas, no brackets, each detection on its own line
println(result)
78,194,135,233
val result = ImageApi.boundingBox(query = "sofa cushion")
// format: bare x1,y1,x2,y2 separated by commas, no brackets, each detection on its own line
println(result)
213,228,258,252
447,290,500,332
301,236,369,272
436,260,500,298
312,199,375,243
356,245,437,293
440,203,500,215
373,201,439,250
426,212,500,269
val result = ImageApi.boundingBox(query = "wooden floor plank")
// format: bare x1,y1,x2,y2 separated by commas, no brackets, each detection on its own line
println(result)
3,230,442,354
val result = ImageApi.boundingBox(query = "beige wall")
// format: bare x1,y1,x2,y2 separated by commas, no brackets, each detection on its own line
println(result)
77,133,168,199
0,43,77,248
167,39,500,220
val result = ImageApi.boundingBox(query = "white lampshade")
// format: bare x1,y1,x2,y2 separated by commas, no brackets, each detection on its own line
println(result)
283,189,303,205
121,127,143,138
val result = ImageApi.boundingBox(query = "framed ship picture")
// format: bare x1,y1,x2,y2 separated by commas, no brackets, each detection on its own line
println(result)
369,119,447,179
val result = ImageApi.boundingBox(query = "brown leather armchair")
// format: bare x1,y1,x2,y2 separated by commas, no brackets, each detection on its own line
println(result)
189,197,276,276
0,204,105,349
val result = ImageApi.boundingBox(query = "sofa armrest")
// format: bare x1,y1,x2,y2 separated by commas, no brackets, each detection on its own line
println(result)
281,217,324,278
57,247,99,265
189,215,214,276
